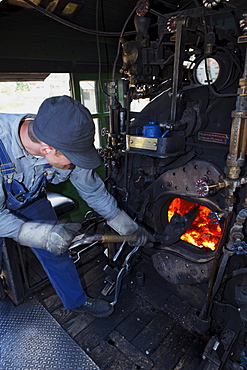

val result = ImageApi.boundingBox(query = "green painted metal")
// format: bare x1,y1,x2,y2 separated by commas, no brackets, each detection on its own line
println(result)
47,72,116,221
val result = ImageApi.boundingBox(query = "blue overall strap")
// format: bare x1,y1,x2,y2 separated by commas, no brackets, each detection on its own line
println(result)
0,139,52,177
0,139,16,177
44,163,53,173
0,138,53,211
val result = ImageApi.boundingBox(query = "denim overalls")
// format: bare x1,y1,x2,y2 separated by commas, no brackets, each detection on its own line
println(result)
0,139,87,309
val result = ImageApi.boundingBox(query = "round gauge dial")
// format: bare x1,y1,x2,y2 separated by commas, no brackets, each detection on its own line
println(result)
195,57,220,85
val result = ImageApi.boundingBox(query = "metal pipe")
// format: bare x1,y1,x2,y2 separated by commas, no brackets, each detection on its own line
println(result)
226,38,247,180
170,16,187,124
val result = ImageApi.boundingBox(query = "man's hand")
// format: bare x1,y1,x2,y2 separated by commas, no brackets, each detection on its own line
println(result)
18,221,81,255
128,226,155,247
107,210,154,247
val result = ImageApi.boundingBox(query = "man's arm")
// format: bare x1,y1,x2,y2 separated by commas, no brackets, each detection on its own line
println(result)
70,168,120,221
0,175,81,255
69,168,154,247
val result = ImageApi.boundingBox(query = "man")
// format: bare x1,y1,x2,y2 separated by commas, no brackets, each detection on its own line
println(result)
0,95,152,318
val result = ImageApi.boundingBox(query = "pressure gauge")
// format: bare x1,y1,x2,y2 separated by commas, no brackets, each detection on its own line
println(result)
194,57,220,85
192,52,240,91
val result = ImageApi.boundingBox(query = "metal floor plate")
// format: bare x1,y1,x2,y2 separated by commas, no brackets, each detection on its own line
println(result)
0,297,100,370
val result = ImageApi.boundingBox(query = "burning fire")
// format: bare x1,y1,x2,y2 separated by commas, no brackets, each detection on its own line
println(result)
168,198,222,251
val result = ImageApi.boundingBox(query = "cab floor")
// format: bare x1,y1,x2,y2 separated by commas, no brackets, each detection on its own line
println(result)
32,245,207,370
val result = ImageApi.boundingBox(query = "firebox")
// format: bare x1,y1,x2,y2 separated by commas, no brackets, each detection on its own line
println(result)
161,197,223,251
151,196,224,285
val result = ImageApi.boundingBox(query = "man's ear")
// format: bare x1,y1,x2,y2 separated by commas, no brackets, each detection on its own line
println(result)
40,144,53,155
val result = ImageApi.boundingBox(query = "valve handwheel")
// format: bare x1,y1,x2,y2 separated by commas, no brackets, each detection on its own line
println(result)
136,0,149,16
167,16,177,33
203,0,221,8
195,179,209,197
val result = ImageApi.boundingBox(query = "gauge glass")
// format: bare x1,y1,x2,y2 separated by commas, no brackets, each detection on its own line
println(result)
195,58,220,85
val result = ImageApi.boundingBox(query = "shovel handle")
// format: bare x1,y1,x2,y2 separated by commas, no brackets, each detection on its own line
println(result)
70,233,138,249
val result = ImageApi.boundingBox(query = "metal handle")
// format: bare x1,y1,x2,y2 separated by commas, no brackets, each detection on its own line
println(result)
69,233,138,250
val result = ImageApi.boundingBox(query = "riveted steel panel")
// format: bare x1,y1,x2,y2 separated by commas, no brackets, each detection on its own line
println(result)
0,298,100,370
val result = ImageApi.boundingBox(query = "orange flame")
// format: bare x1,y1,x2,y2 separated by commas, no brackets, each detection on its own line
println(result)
168,198,222,251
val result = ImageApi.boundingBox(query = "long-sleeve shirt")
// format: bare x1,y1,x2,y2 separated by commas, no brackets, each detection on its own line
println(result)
0,113,120,240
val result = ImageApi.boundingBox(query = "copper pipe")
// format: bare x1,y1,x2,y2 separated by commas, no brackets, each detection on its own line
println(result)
226,36,247,180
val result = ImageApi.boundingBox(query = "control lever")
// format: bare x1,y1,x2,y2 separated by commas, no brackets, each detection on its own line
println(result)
112,241,126,262
68,233,146,306
109,245,140,306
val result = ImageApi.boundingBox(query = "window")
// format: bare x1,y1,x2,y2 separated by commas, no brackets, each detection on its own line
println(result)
79,80,111,149
79,81,98,114
0,73,71,113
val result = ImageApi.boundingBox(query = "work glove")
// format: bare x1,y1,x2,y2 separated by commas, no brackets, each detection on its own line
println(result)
107,210,155,247
18,221,82,256
128,226,155,248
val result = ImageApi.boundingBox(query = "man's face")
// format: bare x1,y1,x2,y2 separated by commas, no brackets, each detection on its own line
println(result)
44,149,72,170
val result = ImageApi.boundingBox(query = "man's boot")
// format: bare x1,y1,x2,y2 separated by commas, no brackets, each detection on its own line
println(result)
72,297,114,318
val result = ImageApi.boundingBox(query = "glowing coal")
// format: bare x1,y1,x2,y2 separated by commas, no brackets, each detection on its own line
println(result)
168,198,222,250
